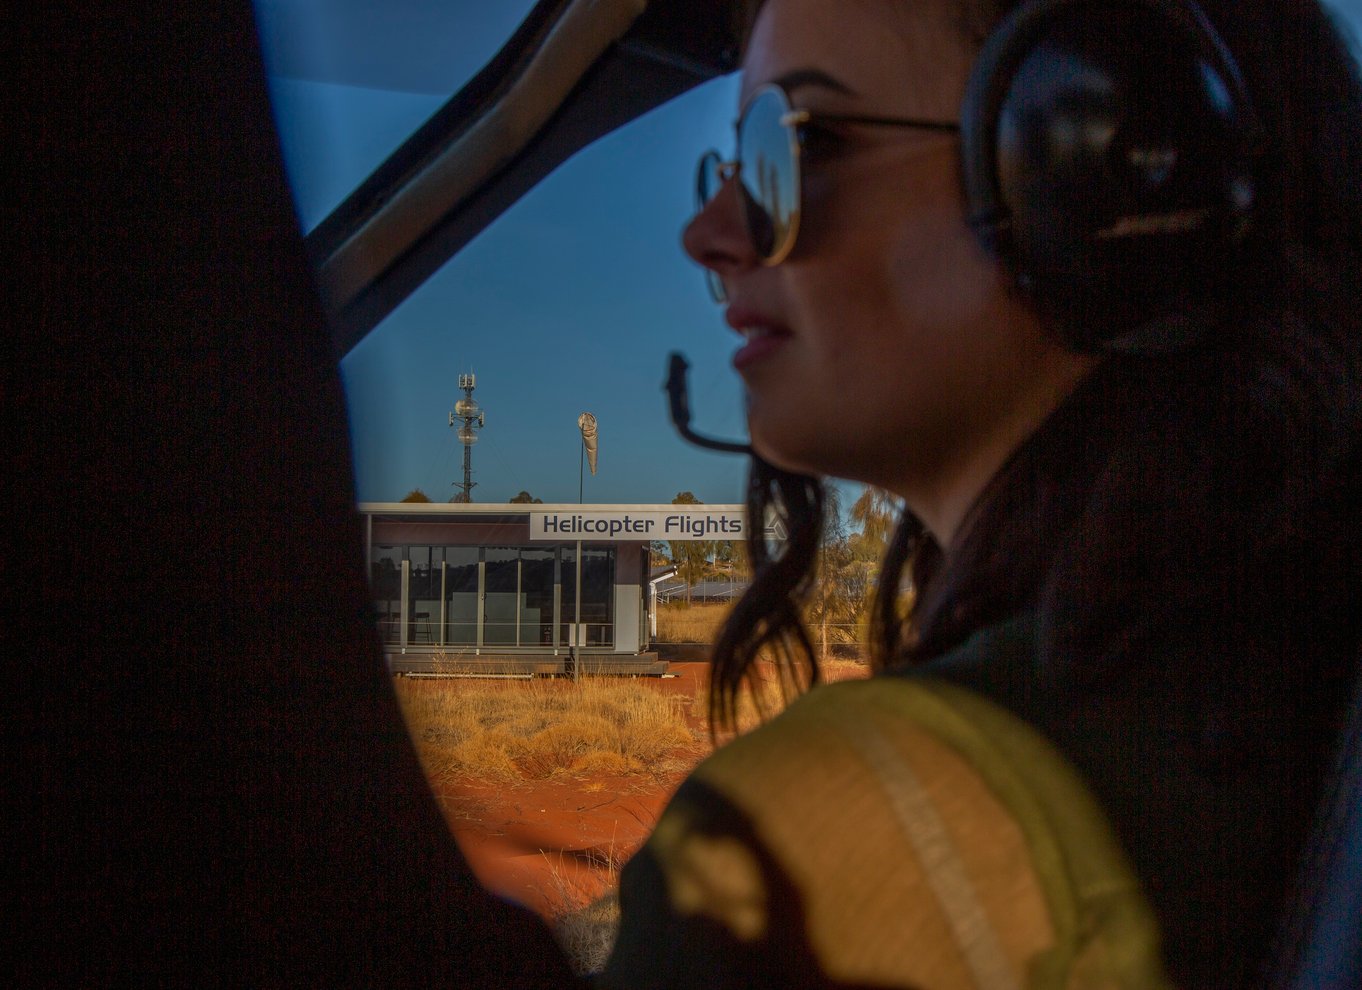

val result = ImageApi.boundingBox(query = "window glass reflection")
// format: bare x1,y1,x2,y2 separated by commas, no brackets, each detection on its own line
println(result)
407,546,440,644
559,546,616,647
520,548,556,646
484,547,519,646
371,545,402,644
444,547,479,646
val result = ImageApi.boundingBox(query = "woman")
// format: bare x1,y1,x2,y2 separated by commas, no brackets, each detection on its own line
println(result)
601,0,1361,987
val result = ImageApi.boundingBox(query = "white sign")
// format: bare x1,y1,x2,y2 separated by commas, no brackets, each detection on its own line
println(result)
530,509,746,542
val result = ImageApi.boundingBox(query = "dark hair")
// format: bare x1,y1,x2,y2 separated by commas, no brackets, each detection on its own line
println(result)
706,456,823,732
707,0,1362,733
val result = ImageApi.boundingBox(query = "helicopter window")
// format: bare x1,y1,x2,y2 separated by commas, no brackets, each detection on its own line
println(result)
255,0,749,506
1321,0,1362,65
255,0,541,230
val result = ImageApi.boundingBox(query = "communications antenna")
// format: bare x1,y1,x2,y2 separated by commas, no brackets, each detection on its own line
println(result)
448,373,484,502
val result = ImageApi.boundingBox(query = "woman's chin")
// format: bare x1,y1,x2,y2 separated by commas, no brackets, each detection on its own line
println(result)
751,428,894,491
749,429,830,480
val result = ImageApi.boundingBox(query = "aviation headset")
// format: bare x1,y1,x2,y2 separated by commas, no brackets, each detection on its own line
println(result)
958,0,1263,351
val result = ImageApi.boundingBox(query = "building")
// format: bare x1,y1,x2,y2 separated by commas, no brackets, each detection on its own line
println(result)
360,502,751,675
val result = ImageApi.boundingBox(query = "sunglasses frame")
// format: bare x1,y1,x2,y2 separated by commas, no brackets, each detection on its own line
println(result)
696,83,961,298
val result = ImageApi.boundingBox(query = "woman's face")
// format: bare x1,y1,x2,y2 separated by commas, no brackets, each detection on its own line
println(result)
684,0,1094,537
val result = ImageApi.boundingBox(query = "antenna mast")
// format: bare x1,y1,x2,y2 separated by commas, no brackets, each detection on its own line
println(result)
449,373,484,502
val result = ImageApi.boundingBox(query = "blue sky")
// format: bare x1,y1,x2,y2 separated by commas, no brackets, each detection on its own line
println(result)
334,78,751,506
258,0,1362,507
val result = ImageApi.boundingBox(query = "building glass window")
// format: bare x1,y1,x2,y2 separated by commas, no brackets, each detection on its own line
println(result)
407,546,440,644
444,547,479,646
371,545,402,644
483,547,519,646
369,540,621,651
520,548,556,646
559,545,615,647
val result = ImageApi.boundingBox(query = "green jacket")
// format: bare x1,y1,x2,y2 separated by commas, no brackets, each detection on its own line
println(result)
601,627,1170,989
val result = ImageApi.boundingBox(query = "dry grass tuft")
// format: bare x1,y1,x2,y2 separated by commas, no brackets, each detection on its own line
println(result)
554,891,620,976
535,845,627,975
821,656,873,683
439,732,522,782
655,602,732,643
394,676,704,784
690,656,872,741
571,750,645,776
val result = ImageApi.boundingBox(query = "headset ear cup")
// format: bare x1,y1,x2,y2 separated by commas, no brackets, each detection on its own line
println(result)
959,0,1259,350
960,0,1048,269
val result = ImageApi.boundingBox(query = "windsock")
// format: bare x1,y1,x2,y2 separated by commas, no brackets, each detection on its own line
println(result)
578,412,598,475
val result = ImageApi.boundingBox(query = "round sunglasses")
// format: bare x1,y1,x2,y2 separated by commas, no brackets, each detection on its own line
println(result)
695,83,959,301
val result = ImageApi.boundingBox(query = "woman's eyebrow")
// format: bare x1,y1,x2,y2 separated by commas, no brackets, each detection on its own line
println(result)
770,68,856,97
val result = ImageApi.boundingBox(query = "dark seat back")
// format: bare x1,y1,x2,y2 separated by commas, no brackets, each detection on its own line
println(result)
1264,660,1362,988
12,2,579,985
1264,448,1362,988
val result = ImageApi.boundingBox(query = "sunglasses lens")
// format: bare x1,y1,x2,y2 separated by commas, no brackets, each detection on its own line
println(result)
696,151,727,301
704,267,728,303
697,150,723,209
737,87,800,261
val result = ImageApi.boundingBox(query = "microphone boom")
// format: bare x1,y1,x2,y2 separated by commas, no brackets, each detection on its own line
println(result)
664,353,752,455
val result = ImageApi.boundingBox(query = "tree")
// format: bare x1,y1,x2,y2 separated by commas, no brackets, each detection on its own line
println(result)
796,485,901,663
509,490,543,503
842,485,906,653
805,533,865,662
713,534,749,579
670,491,716,604
805,485,856,661
400,488,431,503
850,485,900,559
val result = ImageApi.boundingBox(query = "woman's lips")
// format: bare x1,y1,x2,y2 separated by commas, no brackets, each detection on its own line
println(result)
726,308,791,372
732,325,790,371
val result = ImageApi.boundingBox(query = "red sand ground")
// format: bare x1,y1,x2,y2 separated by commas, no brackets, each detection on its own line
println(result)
422,663,711,919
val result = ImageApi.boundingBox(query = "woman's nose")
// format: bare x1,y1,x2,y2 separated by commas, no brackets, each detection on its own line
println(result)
682,177,759,295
